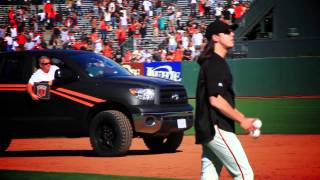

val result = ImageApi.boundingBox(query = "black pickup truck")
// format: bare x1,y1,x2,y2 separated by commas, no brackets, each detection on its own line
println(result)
0,50,193,156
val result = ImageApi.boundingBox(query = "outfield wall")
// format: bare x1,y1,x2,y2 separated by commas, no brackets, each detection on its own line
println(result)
182,57,320,97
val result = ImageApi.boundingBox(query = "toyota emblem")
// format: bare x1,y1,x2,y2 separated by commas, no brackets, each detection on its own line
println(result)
171,93,180,101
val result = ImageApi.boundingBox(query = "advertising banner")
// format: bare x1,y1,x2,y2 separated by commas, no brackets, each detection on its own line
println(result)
144,62,182,82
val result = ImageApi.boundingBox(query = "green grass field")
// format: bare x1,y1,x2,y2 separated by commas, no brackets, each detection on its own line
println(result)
185,98,320,135
0,170,185,180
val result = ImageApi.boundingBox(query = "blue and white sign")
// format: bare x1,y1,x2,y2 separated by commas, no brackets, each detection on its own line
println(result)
144,62,182,82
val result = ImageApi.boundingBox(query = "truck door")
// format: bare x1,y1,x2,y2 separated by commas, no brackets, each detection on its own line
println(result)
0,54,33,134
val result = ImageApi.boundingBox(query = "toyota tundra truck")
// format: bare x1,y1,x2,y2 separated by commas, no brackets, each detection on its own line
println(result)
0,50,193,156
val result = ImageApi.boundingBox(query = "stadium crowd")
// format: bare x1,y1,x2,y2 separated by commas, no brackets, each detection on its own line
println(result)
0,0,251,63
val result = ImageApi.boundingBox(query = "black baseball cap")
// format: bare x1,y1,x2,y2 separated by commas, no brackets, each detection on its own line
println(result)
205,20,238,40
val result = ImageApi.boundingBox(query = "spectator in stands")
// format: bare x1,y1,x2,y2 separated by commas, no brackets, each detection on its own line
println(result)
24,36,35,50
175,6,182,30
16,32,26,50
155,0,163,16
198,0,205,17
114,47,122,63
11,37,19,51
192,28,204,50
132,47,143,62
168,32,177,52
29,14,39,32
140,49,153,63
119,10,128,30
142,0,152,18
152,16,159,37
173,44,183,61
10,25,17,38
221,6,231,25
204,0,212,18
122,49,132,64
94,38,103,54
190,0,197,16
102,41,114,59
0,25,6,39
181,31,189,49
74,0,82,16
116,24,127,46
140,22,147,44
182,43,193,61
152,48,163,61
214,3,223,21
234,1,244,21
167,3,176,32
158,14,166,36
4,33,13,51
99,19,107,40
60,27,69,44
166,51,175,61
37,9,46,30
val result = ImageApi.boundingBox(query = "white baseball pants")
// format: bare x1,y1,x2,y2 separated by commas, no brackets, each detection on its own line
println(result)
200,125,254,180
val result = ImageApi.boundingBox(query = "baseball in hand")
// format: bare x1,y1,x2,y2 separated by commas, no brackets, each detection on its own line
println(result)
253,119,262,129
250,129,261,138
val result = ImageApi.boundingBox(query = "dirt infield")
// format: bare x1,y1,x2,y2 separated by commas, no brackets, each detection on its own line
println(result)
1,135,320,179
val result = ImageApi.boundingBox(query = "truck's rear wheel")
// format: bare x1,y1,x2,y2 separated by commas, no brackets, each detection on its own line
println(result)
90,110,133,156
143,131,184,153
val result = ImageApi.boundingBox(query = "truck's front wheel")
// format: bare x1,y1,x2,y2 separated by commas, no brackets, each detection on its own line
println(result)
90,110,133,156
143,131,184,153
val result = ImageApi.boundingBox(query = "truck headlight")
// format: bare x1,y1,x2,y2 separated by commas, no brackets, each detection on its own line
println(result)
129,88,155,101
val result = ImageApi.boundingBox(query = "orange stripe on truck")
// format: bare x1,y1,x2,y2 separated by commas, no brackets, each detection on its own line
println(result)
50,89,94,107
55,88,106,103
0,84,27,88
0,88,26,91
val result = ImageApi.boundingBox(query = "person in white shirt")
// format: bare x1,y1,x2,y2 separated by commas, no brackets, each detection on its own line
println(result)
4,34,13,51
181,32,189,49
11,38,19,51
10,27,17,38
27,56,59,100
94,38,103,54
192,29,204,50
24,38,35,50
215,3,223,20
142,0,152,16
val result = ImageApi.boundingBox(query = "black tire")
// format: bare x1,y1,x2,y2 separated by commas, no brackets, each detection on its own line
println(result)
89,110,133,156
143,131,184,153
0,132,11,153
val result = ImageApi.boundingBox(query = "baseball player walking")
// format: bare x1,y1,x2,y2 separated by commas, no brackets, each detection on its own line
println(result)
195,20,256,180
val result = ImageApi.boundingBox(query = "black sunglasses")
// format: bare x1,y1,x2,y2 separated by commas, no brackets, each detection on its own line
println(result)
40,62,51,65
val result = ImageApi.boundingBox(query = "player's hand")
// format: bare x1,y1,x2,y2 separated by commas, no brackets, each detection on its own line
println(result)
240,118,256,132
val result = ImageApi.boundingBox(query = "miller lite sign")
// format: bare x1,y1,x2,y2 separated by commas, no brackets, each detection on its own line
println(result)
144,62,182,82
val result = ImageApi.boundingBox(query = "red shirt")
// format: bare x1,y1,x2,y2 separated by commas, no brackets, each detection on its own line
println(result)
235,5,244,19
173,48,183,61
17,34,26,45
8,10,15,20
44,3,54,14
102,46,113,58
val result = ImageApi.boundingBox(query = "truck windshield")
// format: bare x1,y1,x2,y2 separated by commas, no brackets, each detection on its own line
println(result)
70,53,132,77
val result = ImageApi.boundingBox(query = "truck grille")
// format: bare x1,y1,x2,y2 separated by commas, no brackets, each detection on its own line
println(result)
159,86,188,104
